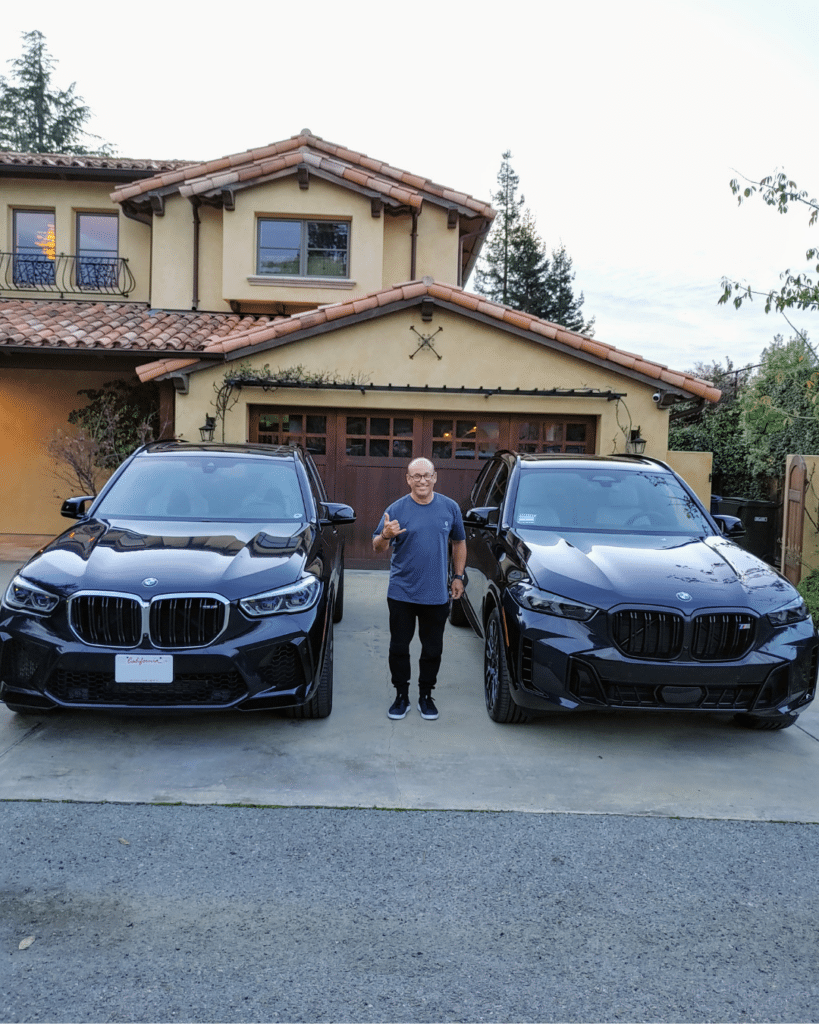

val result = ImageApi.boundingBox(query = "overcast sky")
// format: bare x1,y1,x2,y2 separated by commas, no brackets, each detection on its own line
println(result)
2,0,817,377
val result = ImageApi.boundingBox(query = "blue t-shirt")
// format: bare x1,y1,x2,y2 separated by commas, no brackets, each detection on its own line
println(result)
374,492,466,605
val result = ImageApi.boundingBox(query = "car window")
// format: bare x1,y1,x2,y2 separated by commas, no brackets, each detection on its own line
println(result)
513,468,711,534
485,462,509,508
96,455,306,522
470,460,499,506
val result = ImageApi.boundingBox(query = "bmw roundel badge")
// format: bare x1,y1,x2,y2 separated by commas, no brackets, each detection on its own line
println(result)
676,592,692,602
142,578,159,588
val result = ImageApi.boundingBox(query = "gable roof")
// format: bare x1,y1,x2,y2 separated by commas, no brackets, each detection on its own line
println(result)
0,299,272,354
134,280,722,404
109,130,495,282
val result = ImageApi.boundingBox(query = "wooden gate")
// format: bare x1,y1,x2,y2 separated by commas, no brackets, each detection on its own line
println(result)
783,455,806,585
249,405,597,568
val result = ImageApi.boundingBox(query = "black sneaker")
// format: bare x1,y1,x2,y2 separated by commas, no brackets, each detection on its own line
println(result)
418,692,439,720
388,693,411,720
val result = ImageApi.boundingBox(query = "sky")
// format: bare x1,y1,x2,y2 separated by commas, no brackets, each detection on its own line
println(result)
2,0,817,377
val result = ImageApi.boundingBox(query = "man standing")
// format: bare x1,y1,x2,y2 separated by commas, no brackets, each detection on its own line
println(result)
373,457,467,721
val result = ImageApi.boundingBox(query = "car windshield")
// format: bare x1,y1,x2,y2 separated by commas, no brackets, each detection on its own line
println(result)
95,454,307,522
513,468,712,535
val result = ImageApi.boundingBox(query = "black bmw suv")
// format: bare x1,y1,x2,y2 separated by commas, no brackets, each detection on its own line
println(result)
453,451,817,729
0,442,354,718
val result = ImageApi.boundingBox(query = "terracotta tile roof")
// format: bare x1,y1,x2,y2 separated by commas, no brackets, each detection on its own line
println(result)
110,130,495,220
0,300,273,353
0,152,195,174
134,281,722,403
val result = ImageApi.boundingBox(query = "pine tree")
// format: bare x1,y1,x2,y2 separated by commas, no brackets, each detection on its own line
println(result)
0,30,113,154
475,151,524,305
540,245,595,335
476,153,595,335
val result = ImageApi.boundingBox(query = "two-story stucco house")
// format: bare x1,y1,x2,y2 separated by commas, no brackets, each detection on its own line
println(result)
0,130,719,565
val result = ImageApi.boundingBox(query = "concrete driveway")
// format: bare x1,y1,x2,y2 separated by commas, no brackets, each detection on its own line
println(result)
1,560,818,821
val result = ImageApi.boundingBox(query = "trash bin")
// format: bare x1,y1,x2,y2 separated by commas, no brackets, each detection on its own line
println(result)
717,497,779,564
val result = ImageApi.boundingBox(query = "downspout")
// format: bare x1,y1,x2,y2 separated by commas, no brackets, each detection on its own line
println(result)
410,210,418,280
191,197,201,310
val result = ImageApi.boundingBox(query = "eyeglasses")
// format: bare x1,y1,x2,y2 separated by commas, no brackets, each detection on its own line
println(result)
408,473,435,482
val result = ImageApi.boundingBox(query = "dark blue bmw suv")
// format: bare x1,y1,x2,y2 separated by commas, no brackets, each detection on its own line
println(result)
0,442,354,718
452,451,817,729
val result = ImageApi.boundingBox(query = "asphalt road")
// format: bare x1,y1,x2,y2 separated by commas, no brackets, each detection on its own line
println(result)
3,802,819,1024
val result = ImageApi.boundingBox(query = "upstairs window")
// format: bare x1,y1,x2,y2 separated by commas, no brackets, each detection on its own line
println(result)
257,218,349,278
77,212,118,289
13,209,55,286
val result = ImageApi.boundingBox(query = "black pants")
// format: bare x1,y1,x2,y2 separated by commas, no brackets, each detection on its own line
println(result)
387,598,450,694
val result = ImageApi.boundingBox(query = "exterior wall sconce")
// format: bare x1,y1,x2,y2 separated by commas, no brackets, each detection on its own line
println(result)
626,427,647,455
199,415,216,442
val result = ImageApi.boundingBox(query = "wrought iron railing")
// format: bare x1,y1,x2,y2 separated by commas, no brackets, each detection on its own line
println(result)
0,252,135,298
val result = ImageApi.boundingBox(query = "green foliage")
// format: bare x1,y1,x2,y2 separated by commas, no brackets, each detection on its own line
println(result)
719,170,819,315
668,359,760,497
0,30,113,154
738,334,819,481
476,153,594,334
796,569,819,626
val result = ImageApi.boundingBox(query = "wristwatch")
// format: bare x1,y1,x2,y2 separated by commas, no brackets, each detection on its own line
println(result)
451,574,466,584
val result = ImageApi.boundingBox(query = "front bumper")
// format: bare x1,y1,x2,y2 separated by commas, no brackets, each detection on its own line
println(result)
0,601,331,713
501,594,818,720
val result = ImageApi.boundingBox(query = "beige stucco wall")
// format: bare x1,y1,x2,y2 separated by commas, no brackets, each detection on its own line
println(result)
149,196,196,310
665,450,713,508
0,367,120,538
0,178,151,304
173,307,670,455
223,177,384,307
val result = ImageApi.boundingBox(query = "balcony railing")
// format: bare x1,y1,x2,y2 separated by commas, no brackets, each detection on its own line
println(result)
0,252,135,298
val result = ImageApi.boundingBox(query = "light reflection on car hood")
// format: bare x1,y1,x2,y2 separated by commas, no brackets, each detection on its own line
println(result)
19,518,311,600
514,528,795,613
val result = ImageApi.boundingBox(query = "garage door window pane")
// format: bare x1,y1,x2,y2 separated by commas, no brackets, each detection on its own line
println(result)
433,420,452,438
432,441,452,460
566,424,587,442
369,439,389,457
394,418,413,436
306,437,326,455
392,439,413,459
371,418,390,436
306,415,326,434
347,417,366,435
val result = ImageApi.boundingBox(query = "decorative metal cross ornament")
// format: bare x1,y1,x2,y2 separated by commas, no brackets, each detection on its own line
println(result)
409,325,443,360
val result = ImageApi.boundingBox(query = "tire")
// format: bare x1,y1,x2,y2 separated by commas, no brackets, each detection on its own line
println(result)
484,606,527,723
290,622,334,719
449,596,468,626
332,566,345,624
732,711,799,731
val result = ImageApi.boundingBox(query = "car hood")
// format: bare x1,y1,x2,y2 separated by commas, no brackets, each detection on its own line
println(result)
18,518,313,601
513,529,798,614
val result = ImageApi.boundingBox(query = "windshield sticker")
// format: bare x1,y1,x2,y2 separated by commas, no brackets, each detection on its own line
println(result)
518,513,536,523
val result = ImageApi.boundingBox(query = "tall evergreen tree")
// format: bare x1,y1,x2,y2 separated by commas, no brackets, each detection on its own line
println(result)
540,244,595,335
476,152,595,335
475,151,524,305
0,30,113,154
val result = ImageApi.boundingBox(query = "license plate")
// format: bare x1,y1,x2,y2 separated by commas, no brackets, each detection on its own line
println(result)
115,654,173,683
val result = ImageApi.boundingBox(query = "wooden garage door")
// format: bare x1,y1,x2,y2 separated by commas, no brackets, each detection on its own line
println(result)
249,406,596,567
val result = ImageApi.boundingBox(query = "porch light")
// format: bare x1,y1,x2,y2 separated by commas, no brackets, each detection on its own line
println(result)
626,427,647,455
199,415,216,442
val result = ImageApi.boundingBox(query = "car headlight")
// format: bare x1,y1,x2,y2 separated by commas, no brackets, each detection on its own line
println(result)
239,576,321,617
768,596,810,627
509,582,597,621
3,575,60,615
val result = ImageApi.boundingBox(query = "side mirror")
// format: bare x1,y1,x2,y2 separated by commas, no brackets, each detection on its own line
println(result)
464,506,500,528
319,502,356,525
61,495,95,520
713,514,745,539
